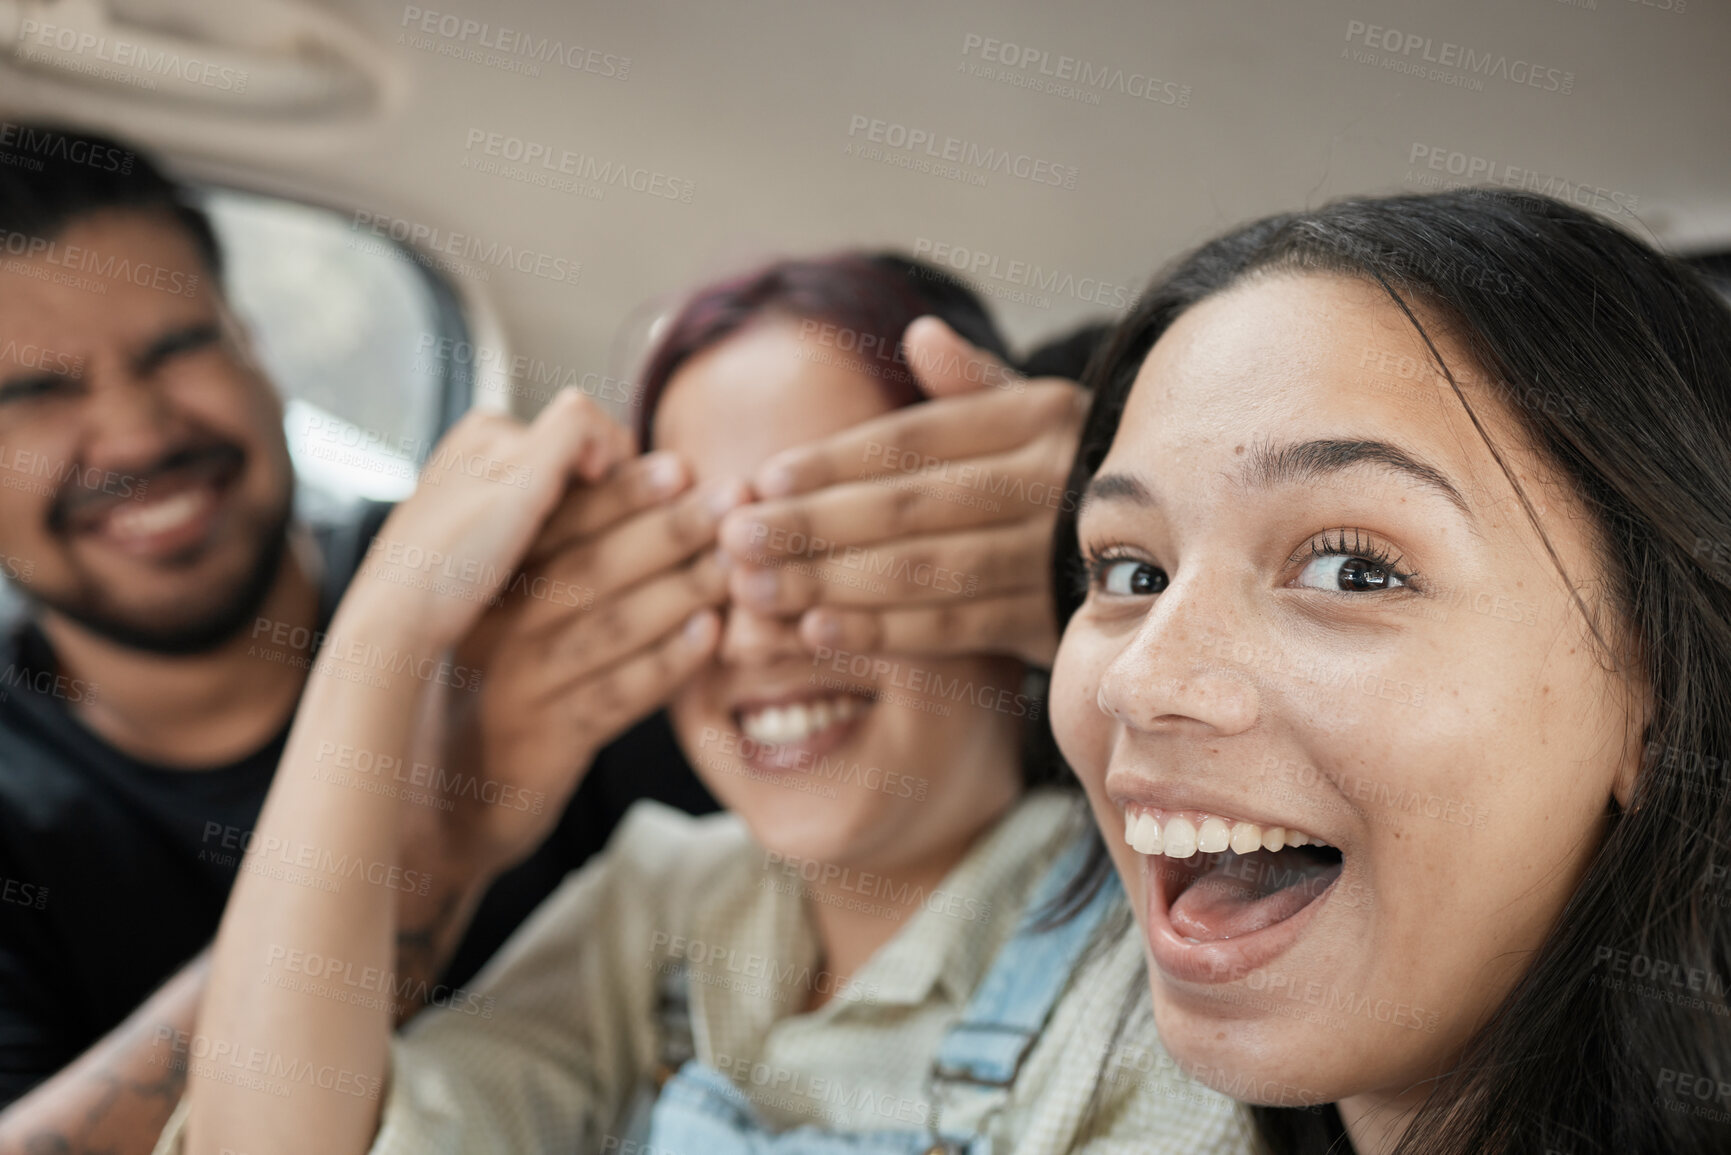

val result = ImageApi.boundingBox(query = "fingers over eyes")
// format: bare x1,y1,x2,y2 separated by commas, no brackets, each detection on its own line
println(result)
564,609,721,746
527,452,693,562
725,521,1048,615
535,477,747,599
718,440,1068,562
548,551,729,677
527,387,638,486
753,381,1080,498
901,314,1022,401
798,592,1057,666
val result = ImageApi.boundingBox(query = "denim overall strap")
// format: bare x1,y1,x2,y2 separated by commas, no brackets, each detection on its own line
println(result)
615,956,700,1147
925,834,1120,1137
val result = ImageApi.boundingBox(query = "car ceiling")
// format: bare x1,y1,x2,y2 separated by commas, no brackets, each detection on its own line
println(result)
3,0,1729,417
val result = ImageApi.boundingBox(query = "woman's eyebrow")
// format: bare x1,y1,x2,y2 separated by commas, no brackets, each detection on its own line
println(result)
1084,438,1475,522
1083,471,1155,506
1242,437,1475,521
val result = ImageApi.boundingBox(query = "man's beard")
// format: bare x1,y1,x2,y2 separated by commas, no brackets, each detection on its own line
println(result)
36,497,296,656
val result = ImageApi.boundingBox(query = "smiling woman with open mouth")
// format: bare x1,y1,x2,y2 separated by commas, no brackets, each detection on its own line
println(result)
1049,189,1731,1155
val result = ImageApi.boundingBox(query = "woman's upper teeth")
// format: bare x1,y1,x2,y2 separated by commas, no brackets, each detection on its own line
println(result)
1122,807,1332,859
739,695,863,744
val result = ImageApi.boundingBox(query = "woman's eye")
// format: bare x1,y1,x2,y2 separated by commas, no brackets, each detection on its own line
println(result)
1097,558,1167,596
1295,553,1408,593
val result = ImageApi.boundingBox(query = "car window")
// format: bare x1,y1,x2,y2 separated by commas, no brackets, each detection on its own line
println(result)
202,187,472,522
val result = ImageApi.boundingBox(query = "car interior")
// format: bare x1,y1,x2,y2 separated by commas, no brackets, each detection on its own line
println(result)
1,2,1728,1152
3,0,1725,505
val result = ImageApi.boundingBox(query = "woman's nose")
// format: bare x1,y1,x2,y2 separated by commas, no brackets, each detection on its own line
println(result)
1095,587,1259,738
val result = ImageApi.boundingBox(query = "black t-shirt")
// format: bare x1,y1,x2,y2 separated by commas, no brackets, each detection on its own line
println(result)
0,505,714,1106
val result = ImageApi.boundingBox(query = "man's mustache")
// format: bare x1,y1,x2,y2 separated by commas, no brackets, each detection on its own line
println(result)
47,441,246,535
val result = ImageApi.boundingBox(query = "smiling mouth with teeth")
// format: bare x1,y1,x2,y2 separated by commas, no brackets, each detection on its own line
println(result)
1122,806,1344,968
733,693,873,769
58,444,244,560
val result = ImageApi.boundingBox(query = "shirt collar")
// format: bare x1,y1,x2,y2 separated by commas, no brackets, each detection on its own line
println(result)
688,789,1085,1065
814,789,1081,1013
686,842,821,1064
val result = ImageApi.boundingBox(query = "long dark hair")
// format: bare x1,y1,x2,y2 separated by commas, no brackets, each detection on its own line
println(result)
1050,190,1731,1153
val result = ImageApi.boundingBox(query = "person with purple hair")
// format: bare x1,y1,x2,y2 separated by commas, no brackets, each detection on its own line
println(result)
158,253,1253,1154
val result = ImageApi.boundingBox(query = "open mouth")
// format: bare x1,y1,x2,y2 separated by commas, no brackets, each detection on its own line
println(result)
731,691,874,770
1125,806,1344,982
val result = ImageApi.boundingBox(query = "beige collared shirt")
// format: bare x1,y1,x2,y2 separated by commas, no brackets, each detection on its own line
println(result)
157,790,1254,1154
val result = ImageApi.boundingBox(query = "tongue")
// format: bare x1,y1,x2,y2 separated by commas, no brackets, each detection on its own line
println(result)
1168,849,1342,942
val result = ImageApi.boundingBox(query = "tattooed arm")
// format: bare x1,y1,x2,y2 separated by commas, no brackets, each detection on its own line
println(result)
0,953,204,1155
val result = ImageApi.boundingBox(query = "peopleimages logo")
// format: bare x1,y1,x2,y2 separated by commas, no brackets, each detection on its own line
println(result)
400,6,630,79
0,229,199,297
959,34,1191,107
0,443,146,502
0,663,98,706
14,18,249,92
912,238,1142,312
0,122,132,173
845,115,1079,190
0,339,83,378
1404,145,1638,218
1342,21,1575,94
461,129,696,203
350,212,582,285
